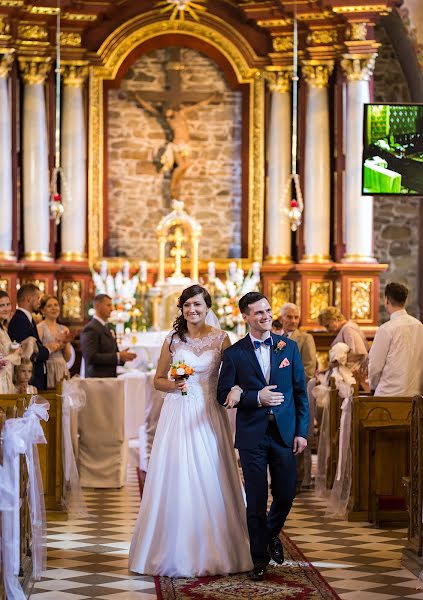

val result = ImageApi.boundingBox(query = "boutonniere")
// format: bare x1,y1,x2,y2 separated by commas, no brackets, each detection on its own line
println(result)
274,340,286,353
109,328,116,339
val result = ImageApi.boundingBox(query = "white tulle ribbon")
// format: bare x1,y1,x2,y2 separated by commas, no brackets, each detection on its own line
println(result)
61,378,89,518
0,395,49,599
325,343,356,518
313,371,331,497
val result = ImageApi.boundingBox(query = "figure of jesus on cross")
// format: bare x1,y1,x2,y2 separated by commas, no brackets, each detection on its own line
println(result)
122,48,222,202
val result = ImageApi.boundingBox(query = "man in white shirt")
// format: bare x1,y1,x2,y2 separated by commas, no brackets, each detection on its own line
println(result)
368,282,423,396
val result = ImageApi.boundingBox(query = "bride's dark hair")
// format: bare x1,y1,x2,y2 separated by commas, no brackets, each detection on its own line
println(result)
172,284,212,343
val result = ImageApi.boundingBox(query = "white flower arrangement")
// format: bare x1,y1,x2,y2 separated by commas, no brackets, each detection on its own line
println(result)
209,262,261,331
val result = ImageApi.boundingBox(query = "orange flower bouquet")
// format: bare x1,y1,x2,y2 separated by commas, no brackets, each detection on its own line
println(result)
170,361,195,396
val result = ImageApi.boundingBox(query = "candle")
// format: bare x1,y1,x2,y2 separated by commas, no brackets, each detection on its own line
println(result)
207,261,215,280
100,260,108,280
139,261,148,282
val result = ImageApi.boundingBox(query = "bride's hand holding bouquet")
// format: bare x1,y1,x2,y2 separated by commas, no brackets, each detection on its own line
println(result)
170,362,194,396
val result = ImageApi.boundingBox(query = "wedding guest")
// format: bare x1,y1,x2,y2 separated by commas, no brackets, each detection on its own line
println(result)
279,303,317,382
8,284,61,390
369,282,423,396
37,295,72,388
279,302,317,491
80,294,136,378
271,319,283,334
0,290,22,393
318,306,369,385
14,358,38,394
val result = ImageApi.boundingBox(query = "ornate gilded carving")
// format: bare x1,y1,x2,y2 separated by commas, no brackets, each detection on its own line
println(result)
340,54,377,81
272,36,293,53
302,61,334,88
60,32,82,47
332,4,390,14
18,24,48,41
63,12,97,21
295,281,301,314
265,68,292,94
19,57,51,85
270,282,292,317
306,29,337,46
0,15,10,37
346,22,368,41
257,19,292,27
60,281,83,321
309,281,331,321
0,0,23,5
350,279,372,320
62,63,88,87
0,51,14,78
23,5,59,14
0,279,8,291
249,71,265,263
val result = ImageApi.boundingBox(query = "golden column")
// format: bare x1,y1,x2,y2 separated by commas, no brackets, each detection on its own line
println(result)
301,60,334,263
265,68,293,263
19,57,52,261
61,62,89,261
0,51,15,260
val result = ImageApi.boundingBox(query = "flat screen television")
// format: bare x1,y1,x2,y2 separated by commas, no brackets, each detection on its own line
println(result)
362,103,423,196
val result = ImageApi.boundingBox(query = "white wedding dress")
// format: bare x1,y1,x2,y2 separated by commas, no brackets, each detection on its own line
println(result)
129,327,253,577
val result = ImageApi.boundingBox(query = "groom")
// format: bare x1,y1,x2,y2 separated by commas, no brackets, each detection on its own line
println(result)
217,292,309,580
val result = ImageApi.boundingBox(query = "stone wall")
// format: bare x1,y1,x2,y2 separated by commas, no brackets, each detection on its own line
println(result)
372,24,421,319
107,47,242,262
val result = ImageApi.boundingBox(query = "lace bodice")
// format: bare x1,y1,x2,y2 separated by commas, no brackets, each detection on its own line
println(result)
166,327,227,388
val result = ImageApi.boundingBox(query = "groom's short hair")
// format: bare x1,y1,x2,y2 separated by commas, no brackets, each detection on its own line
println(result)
239,292,268,315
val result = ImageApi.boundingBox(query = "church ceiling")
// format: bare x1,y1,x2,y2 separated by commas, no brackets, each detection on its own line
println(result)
0,0,399,64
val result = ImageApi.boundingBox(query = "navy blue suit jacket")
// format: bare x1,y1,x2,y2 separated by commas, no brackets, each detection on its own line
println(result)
8,309,49,390
217,333,309,450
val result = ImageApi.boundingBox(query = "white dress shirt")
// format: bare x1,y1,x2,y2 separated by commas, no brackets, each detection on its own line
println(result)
368,309,423,396
249,333,272,383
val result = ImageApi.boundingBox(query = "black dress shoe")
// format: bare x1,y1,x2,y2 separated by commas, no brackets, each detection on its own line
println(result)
268,536,284,564
249,565,267,581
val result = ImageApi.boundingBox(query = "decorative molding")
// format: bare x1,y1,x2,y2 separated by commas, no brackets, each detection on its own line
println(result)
272,36,293,53
18,57,52,85
63,12,98,21
0,50,14,78
307,29,338,47
264,68,292,93
340,54,376,81
346,22,368,42
257,18,292,27
62,62,89,86
302,61,334,88
332,4,390,15
23,5,59,15
0,0,23,5
60,32,82,47
18,23,48,41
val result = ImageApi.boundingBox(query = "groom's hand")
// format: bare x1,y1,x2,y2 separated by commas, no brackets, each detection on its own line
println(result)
293,436,307,455
259,385,284,407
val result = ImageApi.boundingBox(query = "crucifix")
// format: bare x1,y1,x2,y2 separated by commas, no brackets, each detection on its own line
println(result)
169,226,187,278
120,47,222,203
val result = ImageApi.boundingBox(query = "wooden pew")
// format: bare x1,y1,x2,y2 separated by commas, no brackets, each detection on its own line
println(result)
0,386,65,518
0,397,32,598
402,395,423,577
349,394,411,524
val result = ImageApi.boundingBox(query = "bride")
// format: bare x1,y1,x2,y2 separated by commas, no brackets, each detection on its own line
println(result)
129,284,253,577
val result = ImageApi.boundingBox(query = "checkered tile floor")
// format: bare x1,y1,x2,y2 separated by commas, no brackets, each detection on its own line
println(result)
29,468,423,600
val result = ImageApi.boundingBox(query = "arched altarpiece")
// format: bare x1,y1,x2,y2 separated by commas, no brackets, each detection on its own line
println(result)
88,11,267,267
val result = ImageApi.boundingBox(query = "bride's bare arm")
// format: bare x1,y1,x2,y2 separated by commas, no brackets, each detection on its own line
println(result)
154,339,187,393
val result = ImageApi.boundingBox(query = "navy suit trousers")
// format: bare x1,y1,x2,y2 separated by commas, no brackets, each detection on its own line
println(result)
239,420,296,566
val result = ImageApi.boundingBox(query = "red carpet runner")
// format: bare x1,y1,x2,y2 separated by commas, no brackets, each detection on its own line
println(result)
136,469,341,599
